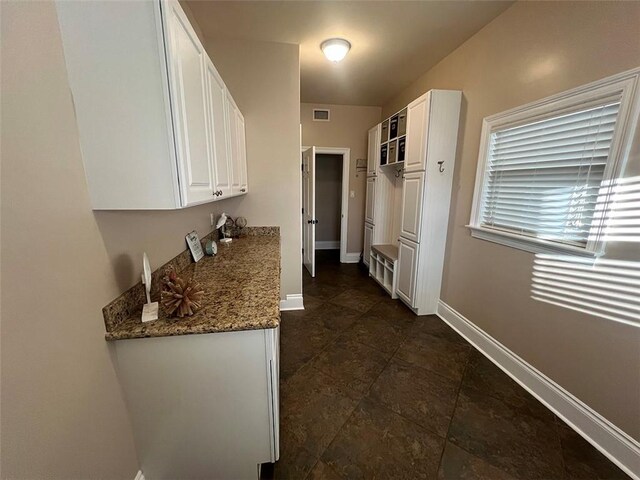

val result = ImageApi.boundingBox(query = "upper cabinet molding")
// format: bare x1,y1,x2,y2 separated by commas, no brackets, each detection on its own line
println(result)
55,0,247,209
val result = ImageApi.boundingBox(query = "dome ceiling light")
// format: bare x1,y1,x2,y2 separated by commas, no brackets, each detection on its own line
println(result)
321,38,351,63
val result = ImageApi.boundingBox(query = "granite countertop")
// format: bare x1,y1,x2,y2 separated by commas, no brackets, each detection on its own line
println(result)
104,231,281,341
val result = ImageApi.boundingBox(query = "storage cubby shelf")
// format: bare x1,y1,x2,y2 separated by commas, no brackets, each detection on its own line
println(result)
369,244,398,299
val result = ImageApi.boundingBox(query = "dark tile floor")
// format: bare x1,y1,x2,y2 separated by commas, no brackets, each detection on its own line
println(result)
273,250,629,479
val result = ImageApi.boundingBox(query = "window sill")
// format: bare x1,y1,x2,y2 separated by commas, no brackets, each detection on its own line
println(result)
467,226,600,257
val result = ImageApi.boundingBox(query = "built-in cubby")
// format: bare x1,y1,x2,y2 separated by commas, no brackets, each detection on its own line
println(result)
369,244,398,299
378,107,408,171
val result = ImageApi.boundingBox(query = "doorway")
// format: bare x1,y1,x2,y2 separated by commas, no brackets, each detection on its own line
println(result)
301,146,350,277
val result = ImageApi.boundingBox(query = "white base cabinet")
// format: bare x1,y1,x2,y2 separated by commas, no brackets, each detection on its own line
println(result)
55,0,247,209
114,328,279,480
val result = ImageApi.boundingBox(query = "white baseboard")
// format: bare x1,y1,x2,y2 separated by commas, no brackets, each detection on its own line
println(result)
437,300,640,480
134,471,145,480
342,252,361,264
280,294,304,311
316,240,340,250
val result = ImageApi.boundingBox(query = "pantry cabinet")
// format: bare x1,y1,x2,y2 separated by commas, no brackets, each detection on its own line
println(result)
55,0,248,209
363,89,462,314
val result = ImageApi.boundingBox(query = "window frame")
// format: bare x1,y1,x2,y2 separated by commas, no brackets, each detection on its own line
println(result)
468,67,640,257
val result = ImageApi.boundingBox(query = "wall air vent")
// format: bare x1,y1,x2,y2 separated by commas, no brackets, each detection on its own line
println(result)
313,109,330,121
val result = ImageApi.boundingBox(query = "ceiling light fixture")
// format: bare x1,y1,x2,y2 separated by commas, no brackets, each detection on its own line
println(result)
321,38,351,63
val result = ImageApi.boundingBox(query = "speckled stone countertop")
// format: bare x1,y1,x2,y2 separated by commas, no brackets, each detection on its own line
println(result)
103,228,280,341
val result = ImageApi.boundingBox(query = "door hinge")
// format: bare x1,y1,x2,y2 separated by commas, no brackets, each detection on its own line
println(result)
302,208,304,214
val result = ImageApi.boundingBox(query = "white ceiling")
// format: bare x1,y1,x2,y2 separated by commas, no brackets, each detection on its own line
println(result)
186,1,514,106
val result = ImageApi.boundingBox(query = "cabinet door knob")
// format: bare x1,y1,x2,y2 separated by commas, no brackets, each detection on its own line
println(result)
240,188,246,193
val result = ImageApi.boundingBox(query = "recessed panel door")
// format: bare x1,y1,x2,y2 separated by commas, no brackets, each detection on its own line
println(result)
397,238,419,308
164,1,214,206
365,177,376,224
205,60,231,198
400,171,425,242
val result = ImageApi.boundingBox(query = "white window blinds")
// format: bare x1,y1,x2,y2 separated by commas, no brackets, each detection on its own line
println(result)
480,100,622,249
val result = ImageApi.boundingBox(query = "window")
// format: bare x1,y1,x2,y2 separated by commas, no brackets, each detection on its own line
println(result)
469,68,640,256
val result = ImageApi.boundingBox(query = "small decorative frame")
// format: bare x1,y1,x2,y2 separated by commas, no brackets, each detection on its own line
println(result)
185,231,204,262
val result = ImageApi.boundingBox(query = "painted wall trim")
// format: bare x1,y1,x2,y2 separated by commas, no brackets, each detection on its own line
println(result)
280,294,304,311
343,252,362,264
134,471,145,480
316,240,340,250
436,300,640,480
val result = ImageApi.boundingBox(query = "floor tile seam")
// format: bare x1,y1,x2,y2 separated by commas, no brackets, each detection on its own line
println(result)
460,378,558,425
365,391,452,442
439,353,472,471
342,393,448,478
440,440,520,480
388,353,469,387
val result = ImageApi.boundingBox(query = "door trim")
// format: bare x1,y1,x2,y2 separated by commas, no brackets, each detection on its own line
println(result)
308,147,351,264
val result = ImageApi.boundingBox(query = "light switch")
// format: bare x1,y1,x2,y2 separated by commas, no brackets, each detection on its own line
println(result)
350,190,355,198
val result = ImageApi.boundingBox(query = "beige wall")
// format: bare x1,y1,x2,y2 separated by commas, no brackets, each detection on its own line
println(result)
383,1,640,439
301,103,381,253
1,3,301,478
1,2,139,477
95,38,302,301
315,154,343,243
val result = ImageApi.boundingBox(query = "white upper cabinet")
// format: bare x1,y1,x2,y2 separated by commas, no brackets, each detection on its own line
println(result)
163,1,214,206
55,0,247,209
405,92,430,172
367,125,380,176
205,59,232,199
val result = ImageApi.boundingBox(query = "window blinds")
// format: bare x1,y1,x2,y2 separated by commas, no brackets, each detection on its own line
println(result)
480,100,622,249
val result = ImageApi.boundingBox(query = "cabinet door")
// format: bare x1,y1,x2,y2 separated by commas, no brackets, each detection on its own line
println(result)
397,238,419,308
236,111,248,194
365,177,376,224
363,222,373,267
226,91,241,193
163,1,214,206
400,171,425,242
205,60,232,198
405,92,430,172
367,125,380,175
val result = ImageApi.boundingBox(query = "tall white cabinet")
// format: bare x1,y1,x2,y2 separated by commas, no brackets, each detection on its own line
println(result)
55,0,248,209
364,90,462,315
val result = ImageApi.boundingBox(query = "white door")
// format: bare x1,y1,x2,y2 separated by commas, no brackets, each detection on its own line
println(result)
400,171,425,242
367,124,380,176
302,147,316,277
163,1,214,206
365,177,376,224
405,92,430,172
397,238,419,307
363,222,373,267
236,111,248,194
205,59,232,199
